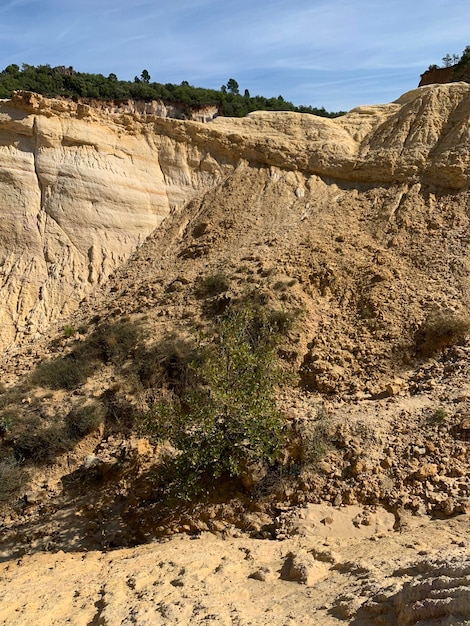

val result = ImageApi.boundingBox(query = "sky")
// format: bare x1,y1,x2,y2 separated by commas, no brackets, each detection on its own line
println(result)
0,0,469,112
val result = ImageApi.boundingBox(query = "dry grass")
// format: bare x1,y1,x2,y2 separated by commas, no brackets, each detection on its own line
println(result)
417,309,470,357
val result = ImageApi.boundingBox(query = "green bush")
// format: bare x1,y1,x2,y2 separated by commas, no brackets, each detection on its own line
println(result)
141,303,291,499
0,412,14,437
62,325,76,338
429,407,448,424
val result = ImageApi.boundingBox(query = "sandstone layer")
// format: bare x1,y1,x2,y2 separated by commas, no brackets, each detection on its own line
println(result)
0,92,230,350
1,83,470,350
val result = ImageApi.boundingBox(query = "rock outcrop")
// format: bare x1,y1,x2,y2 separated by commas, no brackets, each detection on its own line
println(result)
418,65,455,86
76,97,220,122
0,92,230,349
1,83,470,350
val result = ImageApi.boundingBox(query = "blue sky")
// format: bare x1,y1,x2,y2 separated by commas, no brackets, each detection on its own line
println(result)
0,0,469,112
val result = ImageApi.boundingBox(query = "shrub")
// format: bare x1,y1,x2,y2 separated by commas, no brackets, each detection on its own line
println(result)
272,279,297,292
267,309,299,335
429,407,448,424
62,325,76,338
141,303,291,499
297,406,332,467
66,402,104,438
31,318,142,391
102,389,135,431
13,422,72,463
195,272,230,297
0,412,14,437
137,335,196,391
30,355,94,390
417,309,470,357
0,454,26,504
89,318,141,362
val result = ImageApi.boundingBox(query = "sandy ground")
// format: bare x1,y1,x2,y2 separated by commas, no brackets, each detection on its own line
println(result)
1,505,469,626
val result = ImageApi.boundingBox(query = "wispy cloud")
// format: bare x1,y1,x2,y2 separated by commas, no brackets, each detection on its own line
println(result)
0,0,29,15
0,0,468,110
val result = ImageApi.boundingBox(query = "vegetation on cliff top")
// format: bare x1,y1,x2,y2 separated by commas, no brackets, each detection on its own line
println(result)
0,63,345,118
427,45,470,81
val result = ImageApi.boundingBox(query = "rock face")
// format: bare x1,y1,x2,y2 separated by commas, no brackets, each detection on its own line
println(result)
2,84,470,626
1,83,470,350
79,97,220,122
418,65,455,86
356,554,470,625
0,92,231,349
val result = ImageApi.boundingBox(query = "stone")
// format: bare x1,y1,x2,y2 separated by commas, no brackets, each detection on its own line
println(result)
281,550,328,586
83,455,100,469
248,567,274,582
413,463,439,481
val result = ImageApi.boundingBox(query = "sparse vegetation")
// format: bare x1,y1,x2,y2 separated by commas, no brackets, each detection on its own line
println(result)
1,399,104,468
0,412,14,437
0,454,26,505
429,407,449,424
88,317,142,362
297,405,332,468
12,420,71,463
137,334,197,392
66,402,104,438
29,317,142,390
30,355,95,390
266,309,300,335
426,45,470,82
417,308,470,357
195,272,230,297
272,278,297,291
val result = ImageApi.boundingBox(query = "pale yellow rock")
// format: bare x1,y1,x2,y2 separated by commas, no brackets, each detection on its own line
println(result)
0,94,229,349
1,83,470,349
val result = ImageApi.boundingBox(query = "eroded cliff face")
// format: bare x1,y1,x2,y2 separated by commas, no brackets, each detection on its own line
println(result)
1,83,470,350
77,97,220,122
0,92,232,349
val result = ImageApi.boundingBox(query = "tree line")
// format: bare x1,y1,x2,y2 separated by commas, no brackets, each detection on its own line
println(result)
0,64,345,118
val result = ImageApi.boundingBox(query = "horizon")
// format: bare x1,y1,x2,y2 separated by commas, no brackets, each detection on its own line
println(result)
0,0,469,112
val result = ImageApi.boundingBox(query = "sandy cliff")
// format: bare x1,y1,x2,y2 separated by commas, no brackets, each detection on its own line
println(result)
1,83,470,350
0,92,230,349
